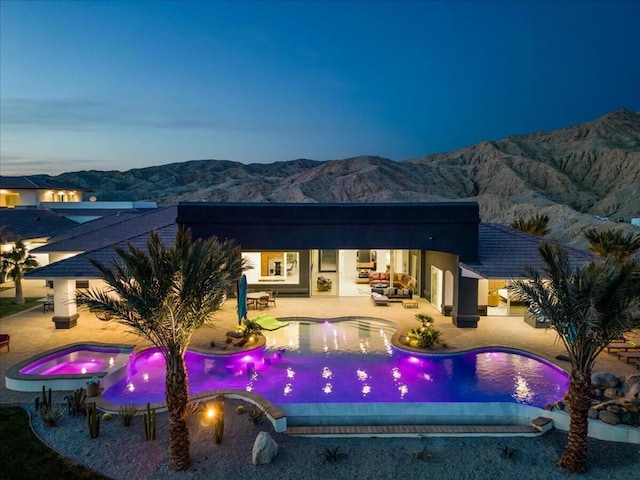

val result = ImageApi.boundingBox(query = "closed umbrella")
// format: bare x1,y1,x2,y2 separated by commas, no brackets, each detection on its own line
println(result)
237,274,248,325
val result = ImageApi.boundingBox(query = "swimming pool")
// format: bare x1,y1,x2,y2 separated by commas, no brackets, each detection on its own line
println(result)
98,319,568,409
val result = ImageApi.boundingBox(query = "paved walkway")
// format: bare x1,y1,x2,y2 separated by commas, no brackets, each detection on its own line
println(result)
1,283,639,406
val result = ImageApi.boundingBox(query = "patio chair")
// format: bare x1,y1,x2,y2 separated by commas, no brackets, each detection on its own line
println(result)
267,291,277,308
257,296,269,310
0,334,9,352
617,351,640,363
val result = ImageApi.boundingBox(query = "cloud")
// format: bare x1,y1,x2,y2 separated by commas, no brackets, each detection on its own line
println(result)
0,96,360,135
0,97,218,131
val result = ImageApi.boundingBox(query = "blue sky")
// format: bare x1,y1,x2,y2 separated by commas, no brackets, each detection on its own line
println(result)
1,0,639,175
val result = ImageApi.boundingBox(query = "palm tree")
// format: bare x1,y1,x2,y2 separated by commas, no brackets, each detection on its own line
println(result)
0,239,40,304
584,228,640,263
509,243,640,474
510,213,550,236
76,227,247,471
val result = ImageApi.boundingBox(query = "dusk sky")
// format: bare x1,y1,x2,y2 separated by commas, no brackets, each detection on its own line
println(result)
1,1,639,176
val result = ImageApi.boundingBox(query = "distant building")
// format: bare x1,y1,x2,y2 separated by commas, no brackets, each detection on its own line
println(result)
0,175,87,207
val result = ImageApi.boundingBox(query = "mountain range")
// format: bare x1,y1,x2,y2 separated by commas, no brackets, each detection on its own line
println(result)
53,109,640,248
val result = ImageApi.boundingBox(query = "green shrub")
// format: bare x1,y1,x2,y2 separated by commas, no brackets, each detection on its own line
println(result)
37,404,64,427
248,406,265,425
407,314,445,348
117,404,136,427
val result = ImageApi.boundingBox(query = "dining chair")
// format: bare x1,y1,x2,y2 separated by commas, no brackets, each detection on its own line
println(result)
257,296,269,310
267,291,277,307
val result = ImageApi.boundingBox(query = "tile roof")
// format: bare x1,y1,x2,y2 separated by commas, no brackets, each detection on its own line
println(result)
32,206,177,253
0,175,89,191
461,223,597,278
48,208,155,218
27,223,179,279
0,208,77,242
45,211,150,243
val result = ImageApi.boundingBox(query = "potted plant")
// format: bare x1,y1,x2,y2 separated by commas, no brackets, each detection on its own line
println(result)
86,376,101,397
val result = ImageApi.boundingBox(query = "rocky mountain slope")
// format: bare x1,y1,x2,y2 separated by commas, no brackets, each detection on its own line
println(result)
54,109,640,248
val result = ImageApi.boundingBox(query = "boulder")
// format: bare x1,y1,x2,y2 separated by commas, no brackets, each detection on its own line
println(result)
603,387,620,399
624,374,640,394
606,404,625,414
598,410,621,425
554,401,566,411
591,372,619,389
588,407,599,419
252,431,278,465
621,411,639,426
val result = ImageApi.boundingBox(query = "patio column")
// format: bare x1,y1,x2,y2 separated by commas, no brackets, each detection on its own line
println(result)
51,279,79,329
452,274,479,328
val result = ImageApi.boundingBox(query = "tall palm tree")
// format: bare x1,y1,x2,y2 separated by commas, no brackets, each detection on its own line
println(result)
510,213,550,236
584,228,640,263
76,227,247,471
0,239,39,304
509,243,640,474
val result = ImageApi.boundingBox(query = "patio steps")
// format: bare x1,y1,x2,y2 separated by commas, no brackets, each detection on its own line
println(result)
285,423,542,437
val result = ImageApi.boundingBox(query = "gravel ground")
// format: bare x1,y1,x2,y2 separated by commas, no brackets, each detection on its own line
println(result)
30,400,640,480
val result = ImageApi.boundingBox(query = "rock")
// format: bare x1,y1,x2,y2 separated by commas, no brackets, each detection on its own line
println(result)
621,411,639,426
624,374,640,393
603,387,620,399
554,401,566,411
591,372,619,389
606,404,625,414
252,431,278,465
592,389,603,398
588,407,599,419
598,410,621,425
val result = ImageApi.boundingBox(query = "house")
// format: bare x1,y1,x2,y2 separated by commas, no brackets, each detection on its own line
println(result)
0,175,156,223
1,175,157,285
0,175,86,208
26,202,597,330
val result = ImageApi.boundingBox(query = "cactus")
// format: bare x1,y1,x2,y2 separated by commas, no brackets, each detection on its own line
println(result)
212,395,224,444
143,402,156,441
67,388,87,416
36,385,52,413
86,402,100,439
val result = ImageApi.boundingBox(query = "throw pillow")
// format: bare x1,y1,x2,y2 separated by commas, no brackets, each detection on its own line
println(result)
401,288,410,296
382,288,390,295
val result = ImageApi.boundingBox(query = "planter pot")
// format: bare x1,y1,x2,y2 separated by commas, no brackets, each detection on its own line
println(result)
87,382,101,397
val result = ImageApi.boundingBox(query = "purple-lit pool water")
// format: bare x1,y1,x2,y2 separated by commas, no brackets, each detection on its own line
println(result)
19,345,131,376
100,319,568,408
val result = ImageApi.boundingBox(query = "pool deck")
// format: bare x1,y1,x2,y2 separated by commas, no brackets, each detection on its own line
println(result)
2,283,639,407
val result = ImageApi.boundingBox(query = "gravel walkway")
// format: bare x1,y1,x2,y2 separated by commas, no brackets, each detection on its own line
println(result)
29,399,640,480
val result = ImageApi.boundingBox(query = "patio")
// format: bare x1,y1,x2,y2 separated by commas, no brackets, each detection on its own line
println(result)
1,282,639,406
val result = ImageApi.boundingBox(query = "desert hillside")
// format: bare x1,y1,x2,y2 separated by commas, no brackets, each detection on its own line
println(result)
53,109,640,248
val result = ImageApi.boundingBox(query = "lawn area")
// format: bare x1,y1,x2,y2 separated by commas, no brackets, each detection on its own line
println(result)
0,297,41,318
0,406,109,479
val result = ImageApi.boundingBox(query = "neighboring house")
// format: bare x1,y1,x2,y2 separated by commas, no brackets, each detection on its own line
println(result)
0,175,87,207
1,175,158,285
0,175,157,223
27,202,597,330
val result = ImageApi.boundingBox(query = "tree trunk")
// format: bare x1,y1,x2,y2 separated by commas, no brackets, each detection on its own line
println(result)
165,350,191,471
558,369,592,473
14,278,25,305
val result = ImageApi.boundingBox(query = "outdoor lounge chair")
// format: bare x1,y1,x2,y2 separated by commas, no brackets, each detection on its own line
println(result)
617,351,640,363
606,341,640,353
0,334,9,352
371,292,389,306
